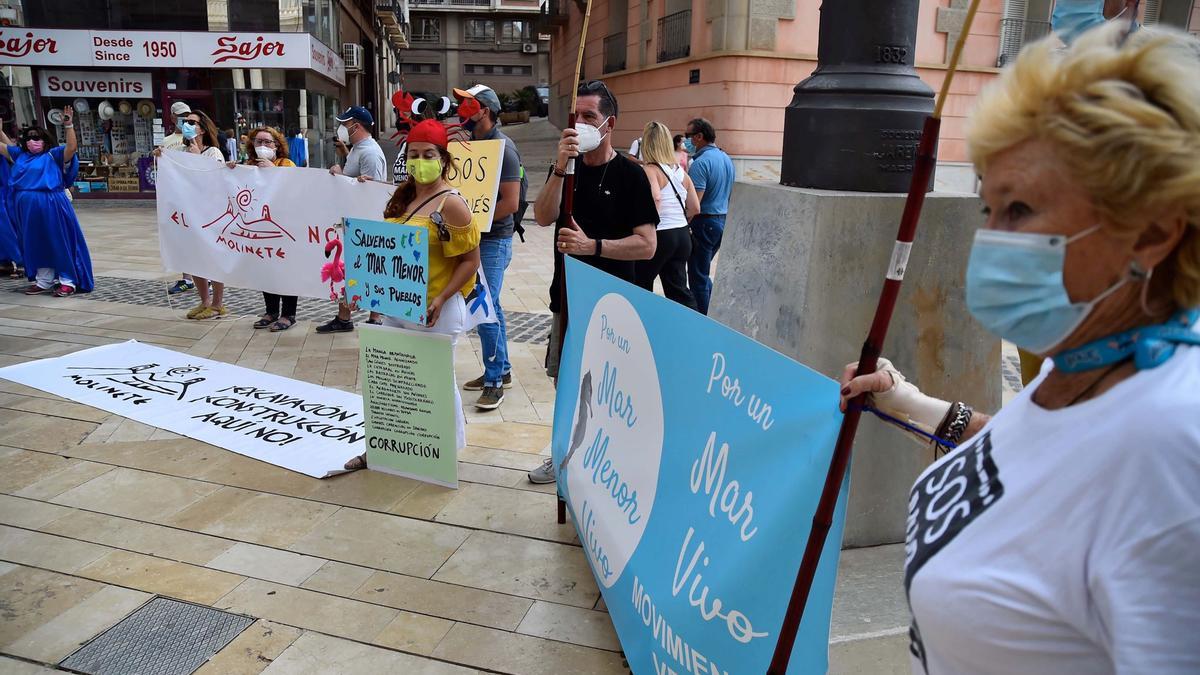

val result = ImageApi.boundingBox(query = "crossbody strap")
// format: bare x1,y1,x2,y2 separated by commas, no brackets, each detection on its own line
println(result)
654,163,686,213
401,189,454,224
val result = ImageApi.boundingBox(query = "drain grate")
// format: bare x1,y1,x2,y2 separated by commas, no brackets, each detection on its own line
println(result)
60,597,253,675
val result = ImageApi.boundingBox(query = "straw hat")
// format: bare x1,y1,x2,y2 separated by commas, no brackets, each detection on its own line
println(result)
97,100,115,120
118,100,133,115
136,100,155,119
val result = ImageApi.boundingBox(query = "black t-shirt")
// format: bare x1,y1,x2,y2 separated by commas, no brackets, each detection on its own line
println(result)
549,153,659,312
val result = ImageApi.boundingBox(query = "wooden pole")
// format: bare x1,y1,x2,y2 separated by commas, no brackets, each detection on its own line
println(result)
555,0,594,526
765,0,982,672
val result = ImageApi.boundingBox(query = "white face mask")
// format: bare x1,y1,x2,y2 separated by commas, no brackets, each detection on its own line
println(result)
336,124,351,145
254,145,277,161
575,117,610,153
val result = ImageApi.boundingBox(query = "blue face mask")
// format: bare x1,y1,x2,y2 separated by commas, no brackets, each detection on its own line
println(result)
965,225,1131,354
683,137,696,155
181,121,199,140
1051,0,1107,45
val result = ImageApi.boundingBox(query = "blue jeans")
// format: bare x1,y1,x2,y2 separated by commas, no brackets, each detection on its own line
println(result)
478,236,513,386
688,214,725,315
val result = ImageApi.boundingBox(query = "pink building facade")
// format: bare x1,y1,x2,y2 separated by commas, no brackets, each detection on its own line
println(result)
544,0,1198,190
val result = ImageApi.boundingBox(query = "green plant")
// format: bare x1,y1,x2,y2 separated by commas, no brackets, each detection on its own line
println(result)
511,87,539,113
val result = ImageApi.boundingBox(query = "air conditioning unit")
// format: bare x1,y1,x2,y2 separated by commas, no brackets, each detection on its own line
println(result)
521,43,537,54
342,43,364,72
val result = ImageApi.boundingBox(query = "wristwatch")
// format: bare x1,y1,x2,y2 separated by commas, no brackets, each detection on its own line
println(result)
594,239,602,257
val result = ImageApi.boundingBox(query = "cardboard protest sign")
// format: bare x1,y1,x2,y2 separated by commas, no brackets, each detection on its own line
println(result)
360,325,458,487
0,341,364,477
553,258,849,673
446,139,502,233
343,217,429,321
156,151,394,299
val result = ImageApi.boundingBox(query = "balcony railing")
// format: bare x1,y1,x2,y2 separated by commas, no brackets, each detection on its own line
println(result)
603,32,626,73
412,0,492,7
657,9,690,63
376,0,403,25
997,18,1051,66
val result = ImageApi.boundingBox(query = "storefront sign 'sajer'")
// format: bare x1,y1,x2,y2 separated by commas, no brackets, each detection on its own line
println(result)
0,28,345,86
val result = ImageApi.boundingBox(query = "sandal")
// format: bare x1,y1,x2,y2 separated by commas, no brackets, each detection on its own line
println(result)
253,314,277,329
269,317,295,332
343,453,367,471
192,306,219,320
186,304,208,319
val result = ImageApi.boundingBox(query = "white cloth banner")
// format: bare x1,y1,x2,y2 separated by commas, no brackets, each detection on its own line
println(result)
157,151,396,299
0,341,364,478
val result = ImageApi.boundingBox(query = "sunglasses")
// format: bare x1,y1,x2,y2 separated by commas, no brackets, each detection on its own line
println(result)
430,211,450,242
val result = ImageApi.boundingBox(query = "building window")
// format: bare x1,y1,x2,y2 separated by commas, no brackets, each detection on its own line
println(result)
401,62,441,74
411,17,441,43
657,9,691,63
499,20,531,44
464,64,533,76
464,19,495,43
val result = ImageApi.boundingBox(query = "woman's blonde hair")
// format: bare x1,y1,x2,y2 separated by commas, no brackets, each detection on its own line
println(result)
640,121,678,167
967,24,1200,307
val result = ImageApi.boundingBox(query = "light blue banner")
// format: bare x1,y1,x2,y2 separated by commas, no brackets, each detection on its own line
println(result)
343,217,429,322
553,258,848,674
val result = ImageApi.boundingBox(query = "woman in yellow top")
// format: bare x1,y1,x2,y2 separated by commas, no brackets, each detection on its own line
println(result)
344,119,479,471
226,126,300,331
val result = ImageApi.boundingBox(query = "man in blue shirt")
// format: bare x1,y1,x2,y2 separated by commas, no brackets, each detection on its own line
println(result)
454,84,527,410
685,118,735,315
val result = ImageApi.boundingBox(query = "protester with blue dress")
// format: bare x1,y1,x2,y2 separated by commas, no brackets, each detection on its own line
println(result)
0,106,93,296
0,154,21,278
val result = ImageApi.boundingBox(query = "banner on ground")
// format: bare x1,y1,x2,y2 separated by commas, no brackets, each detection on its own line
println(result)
0,341,364,478
446,139,502,233
156,151,396,299
553,258,849,674
343,217,429,321
360,325,457,487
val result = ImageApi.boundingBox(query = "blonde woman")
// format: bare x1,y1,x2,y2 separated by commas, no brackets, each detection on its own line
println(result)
840,26,1200,673
633,121,700,309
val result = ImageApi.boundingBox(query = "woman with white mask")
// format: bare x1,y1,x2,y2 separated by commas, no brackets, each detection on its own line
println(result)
227,127,299,331
839,26,1200,674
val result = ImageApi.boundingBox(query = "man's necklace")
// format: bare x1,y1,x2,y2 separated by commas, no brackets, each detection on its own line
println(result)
575,149,615,195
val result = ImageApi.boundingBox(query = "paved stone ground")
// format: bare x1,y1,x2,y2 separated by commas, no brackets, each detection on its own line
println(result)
0,119,1015,673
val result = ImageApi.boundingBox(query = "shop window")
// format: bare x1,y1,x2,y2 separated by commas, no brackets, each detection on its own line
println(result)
29,0,208,30
464,19,495,43
499,20,531,44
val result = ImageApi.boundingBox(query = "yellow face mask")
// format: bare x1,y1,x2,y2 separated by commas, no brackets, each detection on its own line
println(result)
410,158,442,184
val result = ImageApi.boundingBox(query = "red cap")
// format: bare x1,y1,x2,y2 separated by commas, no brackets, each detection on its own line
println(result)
407,119,448,149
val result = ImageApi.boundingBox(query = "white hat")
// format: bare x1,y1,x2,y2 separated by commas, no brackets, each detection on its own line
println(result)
47,108,64,126
98,100,115,121
73,98,90,113
170,101,191,116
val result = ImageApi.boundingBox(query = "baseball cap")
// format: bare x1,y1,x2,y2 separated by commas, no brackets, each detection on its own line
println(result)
407,119,448,149
335,106,374,126
453,84,501,115
170,101,191,116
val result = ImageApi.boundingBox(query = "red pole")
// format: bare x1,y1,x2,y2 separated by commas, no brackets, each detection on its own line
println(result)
765,115,941,675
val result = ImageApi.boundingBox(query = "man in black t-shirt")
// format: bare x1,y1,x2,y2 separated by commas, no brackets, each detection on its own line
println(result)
529,79,659,484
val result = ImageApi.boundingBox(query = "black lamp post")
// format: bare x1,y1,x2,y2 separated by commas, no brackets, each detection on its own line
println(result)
780,0,935,192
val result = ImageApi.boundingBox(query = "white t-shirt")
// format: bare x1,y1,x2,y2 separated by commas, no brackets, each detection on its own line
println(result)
629,138,641,160
906,322,1200,674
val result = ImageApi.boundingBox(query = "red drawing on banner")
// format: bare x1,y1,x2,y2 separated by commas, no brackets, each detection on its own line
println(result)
175,186,295,259
211,36,287,64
